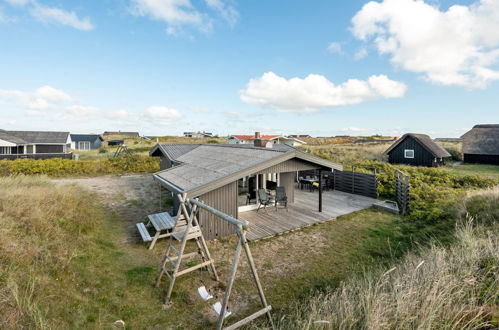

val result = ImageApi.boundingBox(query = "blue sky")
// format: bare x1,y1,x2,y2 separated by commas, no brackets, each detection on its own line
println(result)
0,0,498,137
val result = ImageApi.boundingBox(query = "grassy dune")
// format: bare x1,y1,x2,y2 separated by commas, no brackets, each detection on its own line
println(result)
273,189,499,330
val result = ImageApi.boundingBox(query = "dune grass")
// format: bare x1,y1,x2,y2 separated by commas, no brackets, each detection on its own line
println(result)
2,175,496,329
0,176,405,329
271,189,499,330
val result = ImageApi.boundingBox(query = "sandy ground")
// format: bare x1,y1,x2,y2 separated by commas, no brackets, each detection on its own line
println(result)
52,174,162,237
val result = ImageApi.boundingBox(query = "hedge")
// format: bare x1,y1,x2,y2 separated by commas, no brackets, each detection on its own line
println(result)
0,156,160,177
309,152,498,223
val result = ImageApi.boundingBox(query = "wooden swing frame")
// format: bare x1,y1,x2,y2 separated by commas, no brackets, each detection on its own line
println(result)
155,193,274,330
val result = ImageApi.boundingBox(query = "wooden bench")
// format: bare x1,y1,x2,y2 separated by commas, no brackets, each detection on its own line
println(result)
135,211,180,249
136,222,152,242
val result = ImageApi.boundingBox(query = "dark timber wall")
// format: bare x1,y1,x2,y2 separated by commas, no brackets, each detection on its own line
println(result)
464,153,499,165
198,181,238,240
36,144,64,154
0,153,72,160
388,137,439,167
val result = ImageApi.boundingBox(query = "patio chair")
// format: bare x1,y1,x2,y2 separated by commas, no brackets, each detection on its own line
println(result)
275,186,288,211
257,189,272,212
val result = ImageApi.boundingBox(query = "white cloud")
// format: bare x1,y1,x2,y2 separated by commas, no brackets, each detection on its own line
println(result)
351,0,499,89
131,0,212,35
239,72,407,112
56,105,100,121
339,127,368,133
4,0,94,31
0,85,76,110
354,48,368,60
142,106,182,125
30,5,94,31
205,0,238,26
327,42,343,55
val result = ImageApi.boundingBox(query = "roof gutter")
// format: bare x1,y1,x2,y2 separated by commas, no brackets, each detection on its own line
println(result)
153,174,185,195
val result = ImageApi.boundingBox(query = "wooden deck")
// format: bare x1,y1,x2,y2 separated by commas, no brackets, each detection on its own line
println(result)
240,188,378,241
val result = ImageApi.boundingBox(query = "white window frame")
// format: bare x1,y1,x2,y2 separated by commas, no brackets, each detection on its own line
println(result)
0,146,11,155
404,149,415,159
78,141,91,150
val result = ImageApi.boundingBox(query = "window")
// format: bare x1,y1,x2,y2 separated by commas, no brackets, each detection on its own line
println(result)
78,141,91,150
0,146,11,155
404,149,415,159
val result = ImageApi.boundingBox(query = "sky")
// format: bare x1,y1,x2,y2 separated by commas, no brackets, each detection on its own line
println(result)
0,0,498,137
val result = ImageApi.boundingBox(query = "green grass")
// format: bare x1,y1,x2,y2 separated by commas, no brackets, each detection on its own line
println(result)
441,163,499,180
1,176,408,329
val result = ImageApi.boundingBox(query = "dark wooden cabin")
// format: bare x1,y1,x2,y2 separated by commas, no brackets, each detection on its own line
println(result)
461,124,499,165
384,133,451,167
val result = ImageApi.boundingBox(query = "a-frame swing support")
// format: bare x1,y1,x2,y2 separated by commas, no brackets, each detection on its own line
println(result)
155,193,274,330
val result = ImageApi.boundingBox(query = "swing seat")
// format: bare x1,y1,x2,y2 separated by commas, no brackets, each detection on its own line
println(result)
213,301,232,318
198,286,213,301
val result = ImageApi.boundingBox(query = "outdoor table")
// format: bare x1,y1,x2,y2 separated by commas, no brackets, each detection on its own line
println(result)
299,178,318,191
146,212,177,249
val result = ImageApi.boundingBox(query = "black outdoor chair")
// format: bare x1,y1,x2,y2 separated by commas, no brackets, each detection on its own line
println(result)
257,189,272,212
275,186,288,211
246,190,257,205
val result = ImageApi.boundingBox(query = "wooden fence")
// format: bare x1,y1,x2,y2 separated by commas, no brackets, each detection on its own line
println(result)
332,168,377,198
395,169,410,215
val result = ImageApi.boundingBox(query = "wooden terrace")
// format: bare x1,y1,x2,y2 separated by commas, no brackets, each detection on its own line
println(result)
241,188,378,241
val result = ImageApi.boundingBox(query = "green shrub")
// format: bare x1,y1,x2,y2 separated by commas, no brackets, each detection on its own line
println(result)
0,156,159,177
444,146,463,161
207,139,220,144
98,147,107,154
309,152,498,223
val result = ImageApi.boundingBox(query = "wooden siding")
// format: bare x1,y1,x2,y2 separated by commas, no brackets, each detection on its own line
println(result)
279,172,295,203
198,181,238,240
388,136,440,167
159,156,172,170
255,158,322,175
464,153,499,165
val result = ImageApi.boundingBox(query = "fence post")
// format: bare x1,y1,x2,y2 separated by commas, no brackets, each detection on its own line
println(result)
352,166,355,194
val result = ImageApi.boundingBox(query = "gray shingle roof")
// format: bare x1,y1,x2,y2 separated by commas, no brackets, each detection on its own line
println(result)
152,143,340,196
3,130,70,144
155,145,288,192
461,124,499,155
70,134,104,143
0,130,28,144
385,133,452,158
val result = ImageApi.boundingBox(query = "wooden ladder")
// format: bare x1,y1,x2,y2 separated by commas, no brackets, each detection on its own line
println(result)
155,193,219,304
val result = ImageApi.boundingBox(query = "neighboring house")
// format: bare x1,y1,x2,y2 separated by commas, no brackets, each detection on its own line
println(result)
461,124,499,165
70,134,104,150
0,129,72,160
184,131,214,138
228,132,306,147
289,134,312,138
103,131,140,138
150,142,341,239
384,133,451,167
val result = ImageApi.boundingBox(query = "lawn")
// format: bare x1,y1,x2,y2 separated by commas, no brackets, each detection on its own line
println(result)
441,163,499,180
0,176,405,329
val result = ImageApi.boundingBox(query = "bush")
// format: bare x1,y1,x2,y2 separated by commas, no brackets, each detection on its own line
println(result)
98,147,107,154
308,152,498,223
0,156,159,177
444,145,463,161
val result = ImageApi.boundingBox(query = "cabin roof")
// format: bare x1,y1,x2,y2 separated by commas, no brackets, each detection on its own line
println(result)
0,130,70,144
461,124,499,155
70,134,104,142
230,134,281,140
151,143,341,196
384,133,451,158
